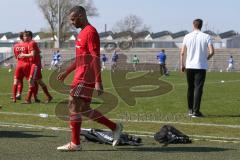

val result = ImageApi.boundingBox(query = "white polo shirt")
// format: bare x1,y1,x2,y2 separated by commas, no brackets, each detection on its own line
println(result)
183,30,213,70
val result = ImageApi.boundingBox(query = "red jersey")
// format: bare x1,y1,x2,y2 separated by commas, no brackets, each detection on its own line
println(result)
13,41,30,64
28,40,42,67
72,24,102,86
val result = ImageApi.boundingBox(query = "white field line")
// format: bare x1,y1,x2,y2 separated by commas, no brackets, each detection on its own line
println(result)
0,111,240,129
0,80,240,96
175,79,240,86
112,119,240,129
0,122,240,144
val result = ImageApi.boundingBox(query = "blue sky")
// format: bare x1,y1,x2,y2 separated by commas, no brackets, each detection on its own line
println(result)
0,0,239,33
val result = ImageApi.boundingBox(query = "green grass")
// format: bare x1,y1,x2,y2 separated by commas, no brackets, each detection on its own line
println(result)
0,126,239,160
0,68,240,159
0,68,240,134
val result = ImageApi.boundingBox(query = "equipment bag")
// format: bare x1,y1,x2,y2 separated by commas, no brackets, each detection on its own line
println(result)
81,128,142,146
154,125,192,145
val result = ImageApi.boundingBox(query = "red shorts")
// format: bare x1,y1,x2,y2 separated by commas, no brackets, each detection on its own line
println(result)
70,83,95,102
30,64,42,80
14,63,31,80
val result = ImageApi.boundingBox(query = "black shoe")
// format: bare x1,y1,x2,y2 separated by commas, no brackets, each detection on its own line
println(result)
16,94,21,100
191,112,204,118
34,99,41,103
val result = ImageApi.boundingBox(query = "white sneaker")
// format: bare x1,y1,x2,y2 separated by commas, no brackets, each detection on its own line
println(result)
57,142,82,151
112,123,123,147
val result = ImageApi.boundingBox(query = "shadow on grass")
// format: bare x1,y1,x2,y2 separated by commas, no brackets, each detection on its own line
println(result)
117,146,233,153
206,114,240,118
0,131,56,139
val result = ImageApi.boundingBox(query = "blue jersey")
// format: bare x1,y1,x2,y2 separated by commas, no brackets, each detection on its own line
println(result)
101,55,107,62
56,53,61,61
157,52,166,64
53,52,61,61
228,58,233,64
53,53,58,61
112,53,118,62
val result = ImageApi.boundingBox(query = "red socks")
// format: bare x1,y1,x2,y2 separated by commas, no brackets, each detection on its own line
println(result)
70,114,82,145
12,84,17,101
17,81,23,95
26,86,35,102
87,110,116,131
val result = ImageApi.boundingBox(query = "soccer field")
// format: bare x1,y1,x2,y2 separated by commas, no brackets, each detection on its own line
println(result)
0,68,240,159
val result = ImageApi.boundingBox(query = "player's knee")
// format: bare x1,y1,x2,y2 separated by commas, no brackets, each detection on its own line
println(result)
13,79,18,85
68,96,81,113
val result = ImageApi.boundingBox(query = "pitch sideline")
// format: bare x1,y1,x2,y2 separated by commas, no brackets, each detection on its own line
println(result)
0,122,240,144
0,111,240,129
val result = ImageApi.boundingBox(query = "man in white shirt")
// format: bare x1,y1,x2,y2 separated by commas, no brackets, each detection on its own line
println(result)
180,19,214,118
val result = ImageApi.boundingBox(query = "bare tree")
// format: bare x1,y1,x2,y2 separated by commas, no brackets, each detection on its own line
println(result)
36,0,98,47
113,14,150,33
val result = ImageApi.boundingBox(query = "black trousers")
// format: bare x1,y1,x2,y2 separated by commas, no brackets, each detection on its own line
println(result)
160,64,167,75
186,69,206,113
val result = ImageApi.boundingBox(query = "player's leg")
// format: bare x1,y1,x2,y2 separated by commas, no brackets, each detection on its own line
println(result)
34,65,52,103
16,79,23,100
57,95,82,151
112,62,116,72
186,69,195,115
37,79,52,103
50,60,54,70
77,83,122,146
111,63,114,71
160,64,164,75
12,66,23,102
80,98,123,146
226,64,230,72
163,64,166,75
230,64,233,72
24,78,35,104
12,78,18,103
31,65,40,102
101,61,105,70
192,69,206,117
133,63,136,71
33,81,40,103
164,65,169,76
24,64,37,104
54,60,58,67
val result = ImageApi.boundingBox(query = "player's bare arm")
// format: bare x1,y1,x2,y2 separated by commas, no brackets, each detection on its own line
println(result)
18,50,36,58
57,60,76,81
95,82,104,96
207,44,215,60
180,45,186,72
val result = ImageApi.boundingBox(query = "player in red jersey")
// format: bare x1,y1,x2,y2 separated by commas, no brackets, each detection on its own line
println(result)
12,32,31,102
18,31,52,103
56,6,123,151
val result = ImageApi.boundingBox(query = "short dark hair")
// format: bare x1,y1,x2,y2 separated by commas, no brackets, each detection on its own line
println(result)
24,30,33,38
69,6,86,15
161,49,165,53
193,19,203,30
